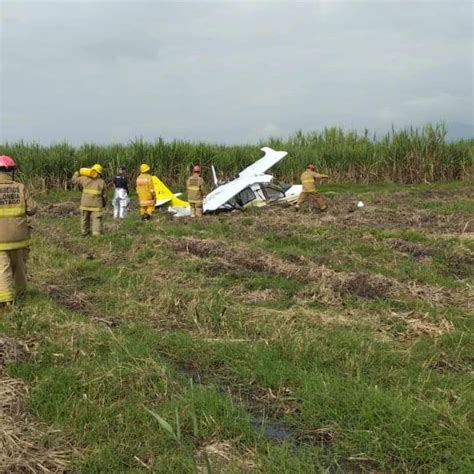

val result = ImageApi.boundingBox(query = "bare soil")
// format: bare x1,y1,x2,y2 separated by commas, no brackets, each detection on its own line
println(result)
42,201,79,218
387,238,434,258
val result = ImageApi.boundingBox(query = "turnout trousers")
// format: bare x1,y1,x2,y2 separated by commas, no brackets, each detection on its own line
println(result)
189,201,203,218
81,210,103,236
0,249,29,303
139,205,155,216
296,191,327,210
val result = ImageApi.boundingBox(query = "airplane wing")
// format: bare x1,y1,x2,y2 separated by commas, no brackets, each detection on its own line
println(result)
204,174,273,212
155,197,172,207
238,147,288,178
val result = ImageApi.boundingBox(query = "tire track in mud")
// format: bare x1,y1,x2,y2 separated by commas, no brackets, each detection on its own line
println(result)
167,237,470,310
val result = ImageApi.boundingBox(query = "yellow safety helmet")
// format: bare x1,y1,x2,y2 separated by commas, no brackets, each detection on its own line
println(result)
91,163,104,175
140,163,151,173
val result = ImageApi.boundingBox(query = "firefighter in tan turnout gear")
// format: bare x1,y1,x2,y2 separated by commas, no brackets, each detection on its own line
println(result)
186,165,205,218
72,164,107,236
0,155,38,306
136,164,156,220
295,163,329,211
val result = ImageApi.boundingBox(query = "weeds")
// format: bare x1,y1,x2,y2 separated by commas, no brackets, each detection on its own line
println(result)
1,124,472,190
0,181,472,471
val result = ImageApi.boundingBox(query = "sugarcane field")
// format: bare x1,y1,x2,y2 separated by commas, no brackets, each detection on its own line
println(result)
1,2,473,473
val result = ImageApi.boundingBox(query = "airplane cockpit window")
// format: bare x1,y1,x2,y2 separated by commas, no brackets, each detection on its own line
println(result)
234,187,256,207
261,184,285,201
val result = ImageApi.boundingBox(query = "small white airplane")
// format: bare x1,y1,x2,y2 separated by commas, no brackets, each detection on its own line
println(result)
168,147,302,217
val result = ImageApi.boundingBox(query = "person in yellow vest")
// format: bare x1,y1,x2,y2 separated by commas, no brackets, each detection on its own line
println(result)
0,155,37,306
295,163,329,211
136,164,156,220
72,164,107,236
186,165,205,218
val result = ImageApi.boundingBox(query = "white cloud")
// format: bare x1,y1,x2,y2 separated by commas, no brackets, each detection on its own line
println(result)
0,0,472,143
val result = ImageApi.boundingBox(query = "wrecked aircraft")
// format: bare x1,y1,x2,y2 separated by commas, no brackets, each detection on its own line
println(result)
167,147,302,217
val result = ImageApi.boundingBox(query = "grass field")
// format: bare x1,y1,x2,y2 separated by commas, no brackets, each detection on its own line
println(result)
1,181,473,472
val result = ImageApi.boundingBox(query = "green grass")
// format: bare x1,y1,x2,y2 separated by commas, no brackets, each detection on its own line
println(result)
1,181,473,472
414,199,474,215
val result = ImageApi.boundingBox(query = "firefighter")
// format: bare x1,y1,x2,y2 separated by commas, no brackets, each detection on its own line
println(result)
295,163,329,211
0,155,37,306
186,165,205,218
72,164,107,236
136,164,155,220
112,166,130,219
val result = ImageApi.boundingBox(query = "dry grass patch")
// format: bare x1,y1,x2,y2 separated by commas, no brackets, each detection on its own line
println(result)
195,438,258,473
227,383,298,418
170,238,469,309
0,337,35,366
387,238,434,259
0,372,73,473
0,337,74,473
237,289,283,304
244,306,359,339
382,311,454,340
47,285,91,315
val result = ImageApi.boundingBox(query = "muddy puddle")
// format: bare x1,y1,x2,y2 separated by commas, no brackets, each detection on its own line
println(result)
250,417,294,441
176,363,334,446
175,361,381,471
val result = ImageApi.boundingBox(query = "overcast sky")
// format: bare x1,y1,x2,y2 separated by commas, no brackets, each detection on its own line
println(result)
1,0,472,144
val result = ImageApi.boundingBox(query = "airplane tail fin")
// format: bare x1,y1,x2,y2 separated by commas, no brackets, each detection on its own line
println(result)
152,176,188,208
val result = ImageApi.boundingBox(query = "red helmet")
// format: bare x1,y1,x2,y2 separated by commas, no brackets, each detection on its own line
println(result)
307,163,315,171
0,155,17,170
192,165,201,173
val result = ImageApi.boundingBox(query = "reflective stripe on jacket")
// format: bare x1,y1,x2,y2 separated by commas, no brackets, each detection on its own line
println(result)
186,174,204,203
72,172,106,212
0,172,37,250
136,173,155,206
301,170,317,192
0,289,15,303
